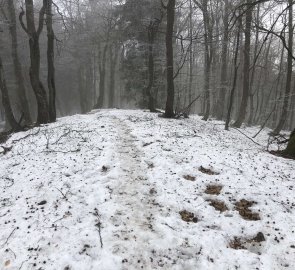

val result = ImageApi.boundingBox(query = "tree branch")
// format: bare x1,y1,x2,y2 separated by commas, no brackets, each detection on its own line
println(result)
19,7,29,35
37,1,46,36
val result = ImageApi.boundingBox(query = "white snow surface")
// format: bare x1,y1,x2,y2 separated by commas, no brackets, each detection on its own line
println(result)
0,109,294,270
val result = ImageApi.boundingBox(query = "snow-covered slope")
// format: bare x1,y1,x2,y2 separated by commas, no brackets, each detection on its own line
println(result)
0,110,294,270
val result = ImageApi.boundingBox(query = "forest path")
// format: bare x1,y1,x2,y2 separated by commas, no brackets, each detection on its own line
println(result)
108,115,159,269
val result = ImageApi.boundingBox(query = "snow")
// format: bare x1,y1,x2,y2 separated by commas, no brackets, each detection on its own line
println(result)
0,109,294,270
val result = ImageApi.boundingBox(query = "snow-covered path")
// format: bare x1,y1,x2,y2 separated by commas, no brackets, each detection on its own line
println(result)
107,115,159,268
0,110,294,270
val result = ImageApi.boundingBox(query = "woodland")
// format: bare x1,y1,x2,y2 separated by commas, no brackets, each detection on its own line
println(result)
0,1,295,269
0,0,294,157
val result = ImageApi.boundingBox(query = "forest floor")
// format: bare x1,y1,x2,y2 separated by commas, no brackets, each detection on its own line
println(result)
0,109,294,270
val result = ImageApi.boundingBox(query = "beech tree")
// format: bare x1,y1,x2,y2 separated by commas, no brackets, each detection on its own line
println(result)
234,0,253,128
45,0,57,122
164,0,176,118
0,53,21,131
19,0,49,124
7,0,31,124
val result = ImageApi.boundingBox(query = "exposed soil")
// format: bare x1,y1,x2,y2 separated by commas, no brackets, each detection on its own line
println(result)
183,175,196,181
207,199,228,212
205,184,223,195
229,232,266,251
235,199,260,221
179,210,198,223
199,166,220,175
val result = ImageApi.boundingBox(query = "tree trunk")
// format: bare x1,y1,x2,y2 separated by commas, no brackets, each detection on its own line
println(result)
201,0,213,121
20,0,49,124
146,21,157,112
273,0,293,135
94,44,108,109
108,45,119,108
78,64,87,113
234,0,252,127
164,0,175,118
283,129,295,158
45,0,57,122
225,17,241,131
188,0,194,110
216,0,229,120
247,3,260,126
0,56,21,131
7,0,31,124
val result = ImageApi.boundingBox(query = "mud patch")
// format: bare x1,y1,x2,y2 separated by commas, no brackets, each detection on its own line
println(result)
183,175,196,181
229,232,265,255
235,199,260,221
205,185,223,195
207,199,228,212
199,166,220,175
179,210,198,223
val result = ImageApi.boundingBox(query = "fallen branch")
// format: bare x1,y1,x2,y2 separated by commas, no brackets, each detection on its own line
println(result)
42,149,80,154
10,128,41,144
232,127,263,147
175,95,201,119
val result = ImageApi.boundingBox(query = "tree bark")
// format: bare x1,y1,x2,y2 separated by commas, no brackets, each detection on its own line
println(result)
146,21,158,112
164,0,176,118
0,56,21,131
273,0,293,135
234,0,253,128
78,64,86,113
216,0,229,120
108,45,119,108
94,44,108,109
225,17,241,131
202,0,213,121
247,3,260,126
7,0,31,124
45,0,57,122
188,0,194,110
20,0,49,124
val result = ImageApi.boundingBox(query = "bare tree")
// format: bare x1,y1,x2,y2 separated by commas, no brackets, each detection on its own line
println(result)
216,0,229,120
273,0,293,135
0,55,21,131
6,0,31,124
45,0,57,122
164,0,176,118
234,0,253,128
225,13,242,131
19,0,49,124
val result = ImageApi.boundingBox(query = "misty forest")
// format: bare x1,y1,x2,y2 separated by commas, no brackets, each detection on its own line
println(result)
0,0,294,269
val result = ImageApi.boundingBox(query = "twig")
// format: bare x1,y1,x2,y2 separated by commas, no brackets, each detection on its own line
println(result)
97,221,103,248
18,260,29,270
1,228,17,247
10,129,40,144
92,209,103,248
42,149,80,154
55,187,68,200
